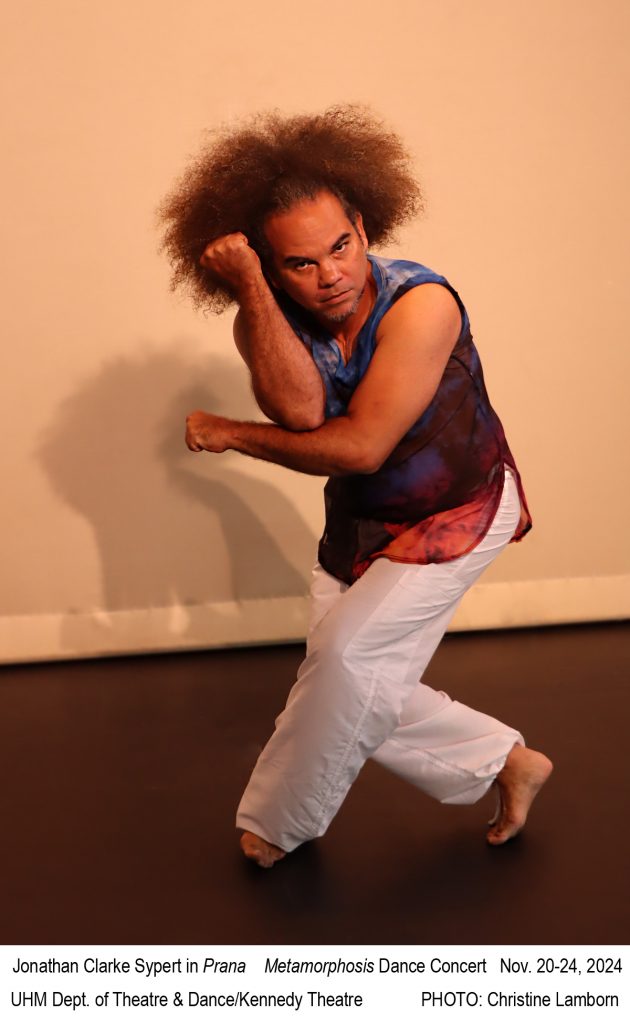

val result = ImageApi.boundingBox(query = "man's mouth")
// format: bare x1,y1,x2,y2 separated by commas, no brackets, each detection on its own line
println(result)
320,289,351,304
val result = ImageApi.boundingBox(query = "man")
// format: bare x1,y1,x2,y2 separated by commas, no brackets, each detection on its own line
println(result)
160,107,552,868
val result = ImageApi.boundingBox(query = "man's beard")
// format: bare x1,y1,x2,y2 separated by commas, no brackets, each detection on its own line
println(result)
320,286,364,324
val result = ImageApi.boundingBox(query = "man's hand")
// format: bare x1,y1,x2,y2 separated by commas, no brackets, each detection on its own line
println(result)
185,411,233,453
200,233,262,294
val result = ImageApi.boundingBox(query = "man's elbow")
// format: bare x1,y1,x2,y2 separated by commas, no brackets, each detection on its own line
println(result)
356,453,386,474
342,444,387,475
282,408,326,431
272,412,325,431
253,388,325,432
342,415,391,473
255,397,325,432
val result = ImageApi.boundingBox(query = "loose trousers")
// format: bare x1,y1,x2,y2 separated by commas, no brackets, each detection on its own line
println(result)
236,468,524,852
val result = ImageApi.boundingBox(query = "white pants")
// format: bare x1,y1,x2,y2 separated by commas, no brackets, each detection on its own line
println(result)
236,468,524,852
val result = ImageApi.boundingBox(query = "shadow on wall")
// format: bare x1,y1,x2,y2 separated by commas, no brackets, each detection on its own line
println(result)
37,342,318,651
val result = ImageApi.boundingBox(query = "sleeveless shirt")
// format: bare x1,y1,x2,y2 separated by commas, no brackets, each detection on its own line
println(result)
282,255,532,585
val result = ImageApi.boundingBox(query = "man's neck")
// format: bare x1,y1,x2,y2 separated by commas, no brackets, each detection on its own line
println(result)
319,263,377,353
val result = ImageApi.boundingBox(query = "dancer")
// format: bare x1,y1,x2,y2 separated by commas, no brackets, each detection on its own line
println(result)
159,106,552,867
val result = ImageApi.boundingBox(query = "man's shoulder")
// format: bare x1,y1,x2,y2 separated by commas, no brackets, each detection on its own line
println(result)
370,256,468,345
370,254,449,290
379,281,462,338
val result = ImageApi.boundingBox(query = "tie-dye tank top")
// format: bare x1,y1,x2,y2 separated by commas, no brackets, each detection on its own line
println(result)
283,255,532,585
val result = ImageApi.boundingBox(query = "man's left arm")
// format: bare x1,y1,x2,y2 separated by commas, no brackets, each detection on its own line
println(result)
185,284,461,474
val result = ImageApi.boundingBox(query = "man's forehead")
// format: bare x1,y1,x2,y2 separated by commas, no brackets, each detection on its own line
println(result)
263,191,354,255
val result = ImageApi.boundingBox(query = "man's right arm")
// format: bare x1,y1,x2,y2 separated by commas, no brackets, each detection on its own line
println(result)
201,234,326,431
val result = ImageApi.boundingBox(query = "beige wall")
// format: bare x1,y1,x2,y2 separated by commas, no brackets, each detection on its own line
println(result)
2,1,629,661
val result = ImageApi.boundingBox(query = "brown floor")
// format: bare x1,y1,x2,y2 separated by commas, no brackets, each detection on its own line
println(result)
1,621,628,945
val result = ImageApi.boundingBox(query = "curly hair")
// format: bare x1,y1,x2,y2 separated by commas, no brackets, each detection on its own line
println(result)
158,105,424,314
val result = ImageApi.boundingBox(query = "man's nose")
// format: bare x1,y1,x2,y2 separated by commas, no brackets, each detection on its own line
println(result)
318,259,342,288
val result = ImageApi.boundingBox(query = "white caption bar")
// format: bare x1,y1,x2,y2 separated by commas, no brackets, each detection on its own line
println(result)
2,945,627,1022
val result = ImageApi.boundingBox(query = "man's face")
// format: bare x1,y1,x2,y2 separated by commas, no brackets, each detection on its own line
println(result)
263,191,370,326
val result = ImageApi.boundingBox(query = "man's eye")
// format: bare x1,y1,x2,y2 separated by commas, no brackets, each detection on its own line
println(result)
334,241,347,253
294,261,310,270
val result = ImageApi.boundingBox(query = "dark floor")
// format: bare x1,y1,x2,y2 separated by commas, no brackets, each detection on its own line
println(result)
1,621,628,945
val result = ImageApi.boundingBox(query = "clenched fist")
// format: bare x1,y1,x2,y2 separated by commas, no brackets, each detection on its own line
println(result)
185,411,234,454
199,232,262,291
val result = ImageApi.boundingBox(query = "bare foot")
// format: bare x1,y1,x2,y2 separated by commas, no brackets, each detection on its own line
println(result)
240,831,286,868
486,745,553,845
